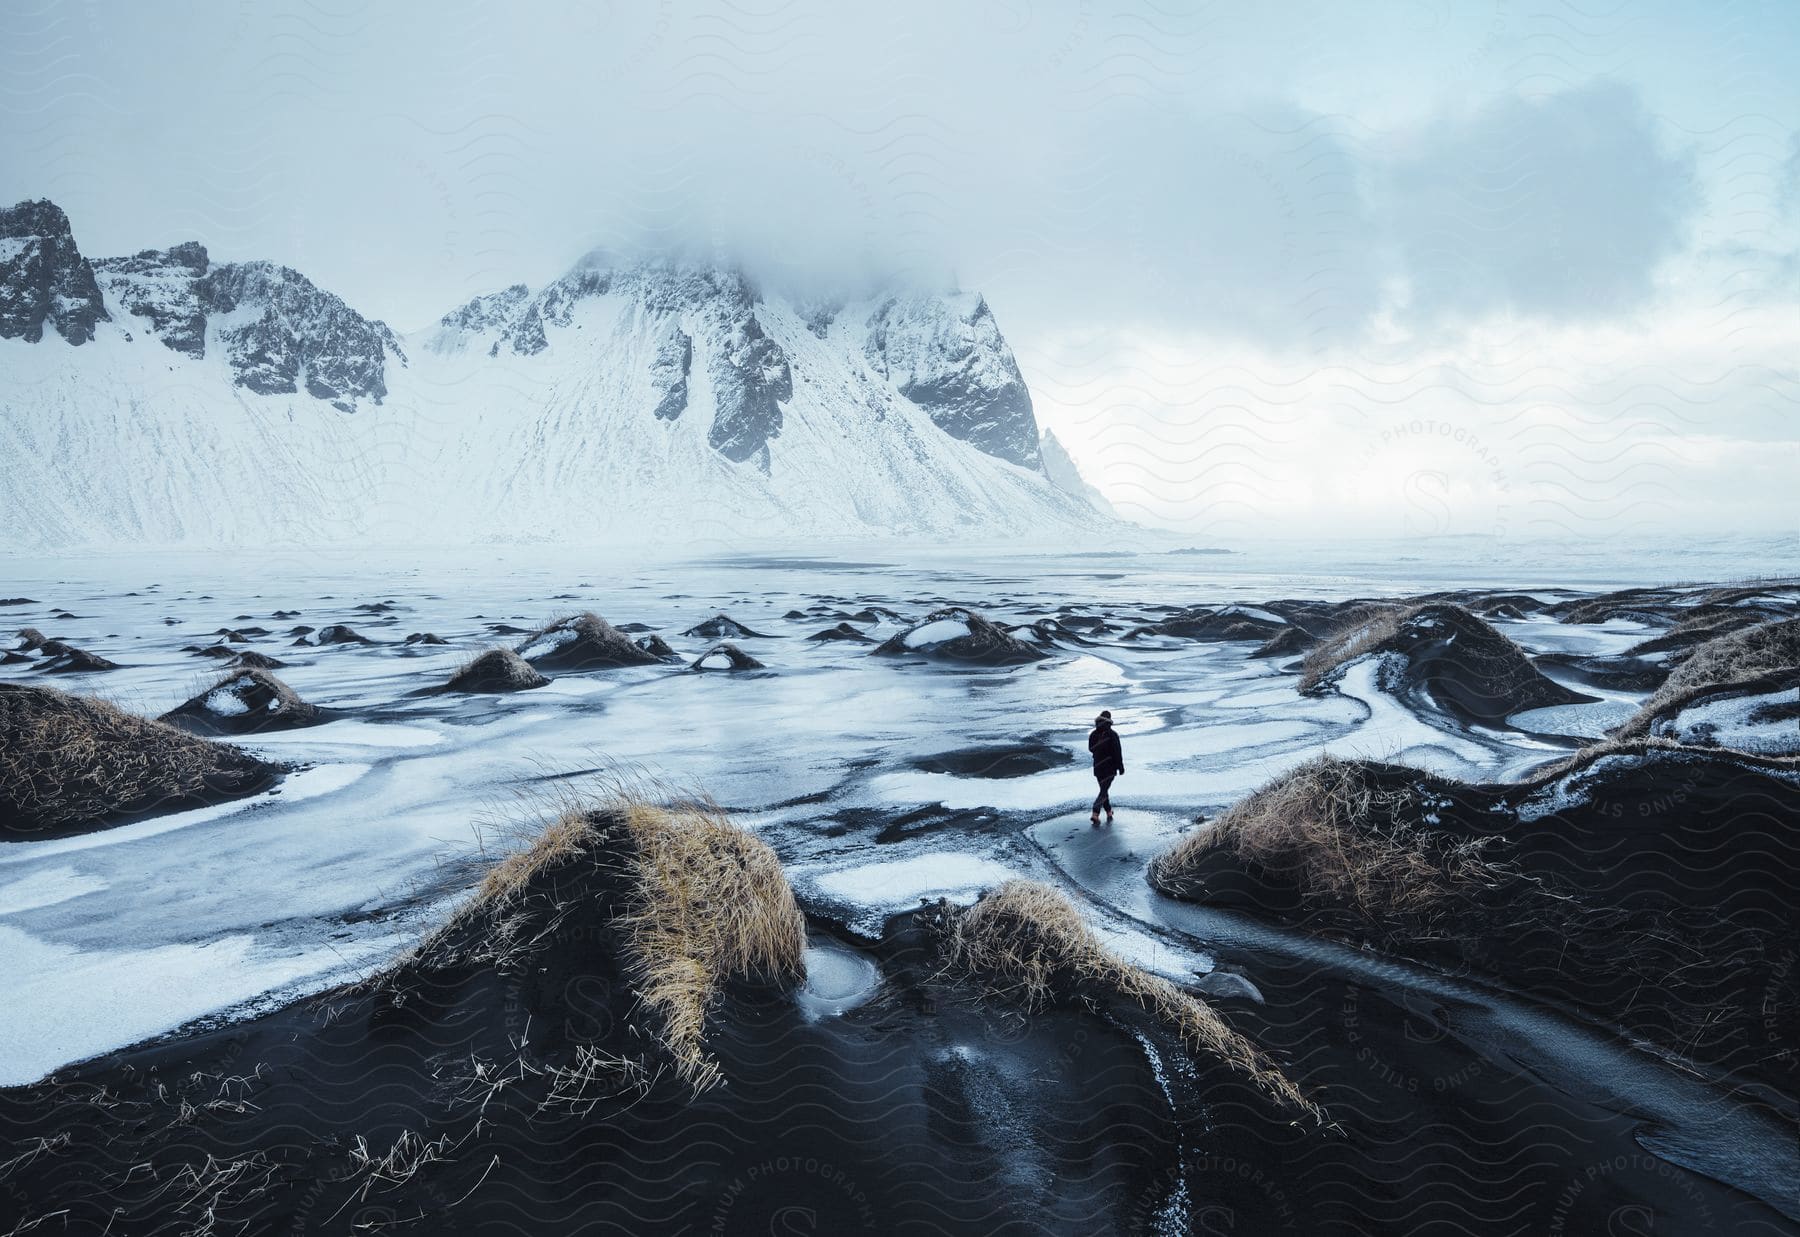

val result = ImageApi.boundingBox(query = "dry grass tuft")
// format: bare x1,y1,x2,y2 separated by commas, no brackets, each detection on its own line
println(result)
1297,606,1405,691
940,880,1321,1121
1150,756,1511,918
444,646,548,693
1618,617,1800,736
0,683,277,834
613,797,806,1089
456,792,805,1091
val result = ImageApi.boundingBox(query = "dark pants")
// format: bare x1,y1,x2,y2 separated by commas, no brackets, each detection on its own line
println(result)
1092,773,1115,816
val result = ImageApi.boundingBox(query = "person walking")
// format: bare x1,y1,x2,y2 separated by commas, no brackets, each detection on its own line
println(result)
1088,710,1123,825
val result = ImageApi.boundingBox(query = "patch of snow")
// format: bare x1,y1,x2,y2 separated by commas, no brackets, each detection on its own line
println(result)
0,924,405,1086
0,866,108,916
803,851,1020,935
903,617,973,648
1509,698,1638,740
241,722,440,749
515,626,579,659
1666,687,1799,755
202,682,251,715
1321,654,1492,775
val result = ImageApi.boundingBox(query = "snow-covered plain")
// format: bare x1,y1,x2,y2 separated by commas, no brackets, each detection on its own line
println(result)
0,543,1763,1084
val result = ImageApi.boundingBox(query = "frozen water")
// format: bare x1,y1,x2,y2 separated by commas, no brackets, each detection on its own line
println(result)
1666,687,1799,755
1509,698,1640,739
796,939,882,1019
0,544,1776,1081
0,866,108,916
802,852,1024,936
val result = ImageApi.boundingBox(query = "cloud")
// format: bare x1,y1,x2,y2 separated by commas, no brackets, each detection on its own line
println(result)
962,103,1384,349
1383,82,1698,323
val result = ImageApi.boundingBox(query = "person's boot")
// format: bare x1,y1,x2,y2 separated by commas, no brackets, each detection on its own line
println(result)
1090,812,1100,825
1105,809,1114,824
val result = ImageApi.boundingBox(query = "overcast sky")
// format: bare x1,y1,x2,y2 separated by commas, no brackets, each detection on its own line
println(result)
4,0,1797,544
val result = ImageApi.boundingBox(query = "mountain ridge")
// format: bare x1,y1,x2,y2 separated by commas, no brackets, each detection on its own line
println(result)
0,198,1121,548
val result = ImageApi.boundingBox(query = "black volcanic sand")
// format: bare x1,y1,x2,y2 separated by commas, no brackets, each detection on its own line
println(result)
1172,931,1795,1236
913,740,1074,778
3,889,1790,1235
1152,748,1800,1093
0,914,1201,1236
4,577,1798,1233
1339,603,1596,726
159,669,328,735
874,608,1047,665
0,683,282,837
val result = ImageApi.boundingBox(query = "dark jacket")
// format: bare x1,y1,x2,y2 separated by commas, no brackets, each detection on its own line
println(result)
1088,720,1123,778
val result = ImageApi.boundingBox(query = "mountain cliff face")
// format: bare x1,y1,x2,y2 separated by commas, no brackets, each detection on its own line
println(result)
93,243,210,357
0,200,1115,547
92,243,402,411
864,293,1040,468
0,200,109,345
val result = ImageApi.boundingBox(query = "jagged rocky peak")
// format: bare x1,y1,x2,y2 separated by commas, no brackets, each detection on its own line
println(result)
864,291,1041,468
438,282,528,336
193,261,405,412
0,198,110,345
707,310,790,464
443,252,790,467
93,241,211,357
648,326,692,421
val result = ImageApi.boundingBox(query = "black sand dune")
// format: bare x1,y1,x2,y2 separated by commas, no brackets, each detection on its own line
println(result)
36,645,120,672
911,740,1073,778
0,803,1316,1237
634,632,680,660
1150,746,1800,1087
1303,603,1595,726
1250,626,1314,659
516,612,661,670
1531,650,1670,691
160,668,325,734
1134,606,1288,642
690,641,767,672
684,612,774,639
1630,672,1800,754
315,623,373,645
0,682,279,836
809,622,873,642
873,608,1047,665
441,647,549,693
1617,616,1800,738
1021,618,1097,647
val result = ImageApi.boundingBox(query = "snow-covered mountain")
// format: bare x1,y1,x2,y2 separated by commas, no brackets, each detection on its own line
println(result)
0,199,1118,549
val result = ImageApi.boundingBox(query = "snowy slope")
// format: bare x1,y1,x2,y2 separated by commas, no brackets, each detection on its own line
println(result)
0,202,1117,549
1040,428,1116,514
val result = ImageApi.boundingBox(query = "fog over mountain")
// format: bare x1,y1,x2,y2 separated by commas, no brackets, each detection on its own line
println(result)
0,198,1112,548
